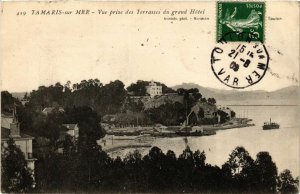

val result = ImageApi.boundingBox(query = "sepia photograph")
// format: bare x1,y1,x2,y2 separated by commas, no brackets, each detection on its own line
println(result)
0,1,299,193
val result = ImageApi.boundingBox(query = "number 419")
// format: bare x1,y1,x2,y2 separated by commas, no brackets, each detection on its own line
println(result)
17,11,26,16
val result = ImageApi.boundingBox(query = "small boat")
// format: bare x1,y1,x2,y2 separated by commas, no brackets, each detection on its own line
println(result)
263,118,280,130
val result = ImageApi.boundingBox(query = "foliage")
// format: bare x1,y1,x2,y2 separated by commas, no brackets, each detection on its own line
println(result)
223,146,254,176
32,136,297,194
115,111,152,126
145,102,186,125
177,88,202,108
221,147,282,193
126,80,148,96
1,91,18,113
231,110,236,118
217,109,230,123
4,80,224,135
207,98,216,105
122,97,144,113
35,106,107,192
100,80,127,114
1,138,34,193
4,84,294,193
144,88,205,126
254,151,278,193
277,169,299,194
25,79,126,117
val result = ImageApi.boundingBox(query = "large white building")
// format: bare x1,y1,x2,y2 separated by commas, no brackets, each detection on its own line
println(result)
1,112,36,184
146,81,162,98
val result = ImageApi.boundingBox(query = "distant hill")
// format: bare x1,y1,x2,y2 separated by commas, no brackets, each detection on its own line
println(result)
172,83,299,105
11,92,26,100
8,84,299,105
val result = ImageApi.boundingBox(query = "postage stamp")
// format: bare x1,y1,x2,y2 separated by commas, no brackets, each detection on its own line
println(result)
217,1,265,42
211,32,269,89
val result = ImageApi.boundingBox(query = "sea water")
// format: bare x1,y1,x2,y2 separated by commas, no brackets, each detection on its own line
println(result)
153,106,299,177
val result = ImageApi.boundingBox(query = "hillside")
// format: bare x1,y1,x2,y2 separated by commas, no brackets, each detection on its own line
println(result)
172,83,299,105
9,84,299,106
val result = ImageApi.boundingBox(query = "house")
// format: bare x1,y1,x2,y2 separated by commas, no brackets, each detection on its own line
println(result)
42,106,65,116
61,124,79,139
1,112,36,185
56,124,79,153
146,81,162,98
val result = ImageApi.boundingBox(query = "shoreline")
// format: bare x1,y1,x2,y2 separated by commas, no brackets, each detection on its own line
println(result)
102,118,255,153
106,117,254,138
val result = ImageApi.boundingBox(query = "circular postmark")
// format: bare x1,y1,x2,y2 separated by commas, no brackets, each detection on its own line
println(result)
211,32,269,89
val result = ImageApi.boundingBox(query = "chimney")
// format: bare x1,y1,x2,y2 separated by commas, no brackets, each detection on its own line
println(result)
10,122,20,137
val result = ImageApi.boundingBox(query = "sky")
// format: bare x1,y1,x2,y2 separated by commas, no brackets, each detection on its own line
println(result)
1,1,299,93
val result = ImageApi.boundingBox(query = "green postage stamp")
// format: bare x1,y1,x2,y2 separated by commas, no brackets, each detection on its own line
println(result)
217,2,265,42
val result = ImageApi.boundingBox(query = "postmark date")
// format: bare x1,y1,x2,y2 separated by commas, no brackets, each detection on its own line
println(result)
211,33,269,89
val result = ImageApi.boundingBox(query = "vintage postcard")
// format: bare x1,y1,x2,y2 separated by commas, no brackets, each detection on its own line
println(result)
0,1,299,193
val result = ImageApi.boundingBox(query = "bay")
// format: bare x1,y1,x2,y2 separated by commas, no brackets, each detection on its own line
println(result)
152,105,299,176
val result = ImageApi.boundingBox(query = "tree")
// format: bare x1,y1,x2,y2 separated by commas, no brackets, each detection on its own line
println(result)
223,146,254,176
123,98,144,113
27,83,65,111
63,135,77,157
143,147,167,191
175,88,203,126
24,92,29,100
177,146,195,191
126,80,148,96
1,91,17,113
217,109,230,123
1,138,34,193
208,98,216,105
193,150,206,168
231,110,236,118
200,98,207,103
277,169,299,194
71,79,103,111
35,106,107,192
145,102,186,125
160,83,175,93
123,150,145,191
164,150,179,191
222,146,255,192
188,88,202,101
66,106,107,189
100,80,127,114
254,152,278,193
